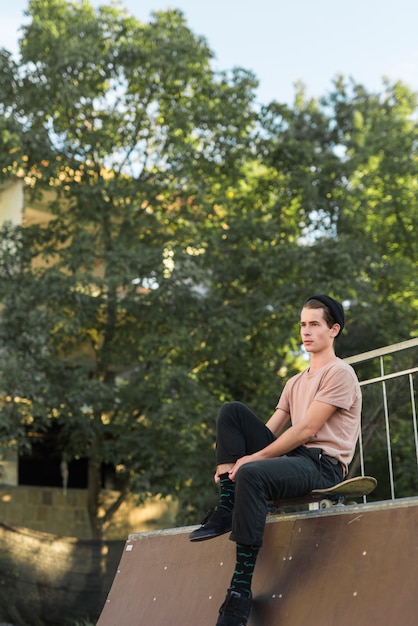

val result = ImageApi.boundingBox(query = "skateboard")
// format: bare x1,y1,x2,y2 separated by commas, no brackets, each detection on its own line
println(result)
269,476,377,513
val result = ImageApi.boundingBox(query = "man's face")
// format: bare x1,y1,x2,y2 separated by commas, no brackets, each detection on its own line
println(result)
300,307,336,353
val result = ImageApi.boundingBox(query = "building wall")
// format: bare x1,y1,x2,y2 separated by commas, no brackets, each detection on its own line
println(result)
0,181,178,542
0,180,180,543
0,448,18,486
0,484,177,540
0,179,24,225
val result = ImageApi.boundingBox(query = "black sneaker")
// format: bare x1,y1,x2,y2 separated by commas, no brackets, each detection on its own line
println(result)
189,506,232,542
216,589,252,626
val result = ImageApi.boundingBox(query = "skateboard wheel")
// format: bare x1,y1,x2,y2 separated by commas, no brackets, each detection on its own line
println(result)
319,499,333,509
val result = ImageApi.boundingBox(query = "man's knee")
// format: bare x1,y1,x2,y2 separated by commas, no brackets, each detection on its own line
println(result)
216,401,245,424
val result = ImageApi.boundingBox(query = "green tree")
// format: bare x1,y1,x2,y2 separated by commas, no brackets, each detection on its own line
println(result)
259,78,418,351
327,77,418,349
0,0,258,537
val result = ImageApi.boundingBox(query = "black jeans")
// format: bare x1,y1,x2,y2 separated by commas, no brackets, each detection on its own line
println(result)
216,402,343,547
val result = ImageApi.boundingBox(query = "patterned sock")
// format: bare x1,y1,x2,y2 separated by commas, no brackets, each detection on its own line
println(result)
218,472,235,513
230,544,260,597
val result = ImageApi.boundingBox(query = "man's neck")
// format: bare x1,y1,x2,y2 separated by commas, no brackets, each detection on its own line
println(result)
309,348,337,371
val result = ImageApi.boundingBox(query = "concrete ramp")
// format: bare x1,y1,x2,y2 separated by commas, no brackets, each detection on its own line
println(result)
97,499,418,626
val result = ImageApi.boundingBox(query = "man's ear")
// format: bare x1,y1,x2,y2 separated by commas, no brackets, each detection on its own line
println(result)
331,324,340,338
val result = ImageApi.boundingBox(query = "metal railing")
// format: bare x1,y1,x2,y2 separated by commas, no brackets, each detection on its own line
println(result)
345,338,418,501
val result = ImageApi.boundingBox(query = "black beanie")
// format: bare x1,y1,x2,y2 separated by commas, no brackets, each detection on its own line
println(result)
307,294,345,336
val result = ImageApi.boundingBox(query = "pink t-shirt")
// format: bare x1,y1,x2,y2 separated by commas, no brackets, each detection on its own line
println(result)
276,358,361,474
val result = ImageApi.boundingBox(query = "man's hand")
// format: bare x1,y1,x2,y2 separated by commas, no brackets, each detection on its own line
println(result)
228,454,257,481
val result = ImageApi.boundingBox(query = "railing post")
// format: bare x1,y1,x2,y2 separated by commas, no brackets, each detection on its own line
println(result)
410,374,418,468
381,356,395,499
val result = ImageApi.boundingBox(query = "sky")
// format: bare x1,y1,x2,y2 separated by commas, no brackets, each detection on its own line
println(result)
2,0,418,106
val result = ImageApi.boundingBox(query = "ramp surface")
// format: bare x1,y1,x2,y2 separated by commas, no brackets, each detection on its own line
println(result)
97,499,418,626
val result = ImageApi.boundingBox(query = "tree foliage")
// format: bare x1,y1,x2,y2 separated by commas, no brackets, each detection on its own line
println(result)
0,1,417,537
0,0,260,536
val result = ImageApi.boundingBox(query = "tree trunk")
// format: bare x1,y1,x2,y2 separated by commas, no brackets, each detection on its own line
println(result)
87,458,103,540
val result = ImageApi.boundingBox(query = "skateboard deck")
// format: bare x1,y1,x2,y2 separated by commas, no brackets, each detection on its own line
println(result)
311,475,377,498
270,475,377,512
